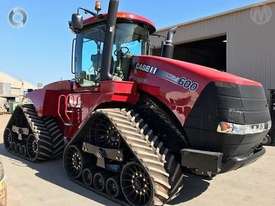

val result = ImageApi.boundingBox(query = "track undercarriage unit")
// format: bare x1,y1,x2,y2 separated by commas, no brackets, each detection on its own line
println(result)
3,104,64,162
64,108,184,206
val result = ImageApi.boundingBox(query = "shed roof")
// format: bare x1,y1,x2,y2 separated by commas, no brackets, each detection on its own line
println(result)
158,0,275,32
0,72,36,90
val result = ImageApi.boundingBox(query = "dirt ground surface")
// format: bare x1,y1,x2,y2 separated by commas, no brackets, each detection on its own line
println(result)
0,114,274,206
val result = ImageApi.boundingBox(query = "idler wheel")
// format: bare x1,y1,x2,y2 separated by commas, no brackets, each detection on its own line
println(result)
26,134,39,161
121,162,153,206
64,145,84,179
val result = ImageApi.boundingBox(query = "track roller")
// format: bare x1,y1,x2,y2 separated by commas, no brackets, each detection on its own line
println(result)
10,142,16,152
17,143,23,154
82,168,93,187
106,177,120,198
14,143,20,153
93,172,105,192
21,145,27,156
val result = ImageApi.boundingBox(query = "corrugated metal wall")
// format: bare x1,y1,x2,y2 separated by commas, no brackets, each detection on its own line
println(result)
153,2,275,100
0,82,11,97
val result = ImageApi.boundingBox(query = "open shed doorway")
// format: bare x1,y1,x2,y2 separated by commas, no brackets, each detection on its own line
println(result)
173,35,227,72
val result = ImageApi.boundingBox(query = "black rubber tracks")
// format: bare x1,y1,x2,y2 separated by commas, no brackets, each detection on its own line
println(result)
4,104,64,162
134,96,186,199
98,108,183,205
43,116,65,159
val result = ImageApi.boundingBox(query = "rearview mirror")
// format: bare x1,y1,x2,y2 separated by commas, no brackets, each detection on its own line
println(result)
69,13,84,32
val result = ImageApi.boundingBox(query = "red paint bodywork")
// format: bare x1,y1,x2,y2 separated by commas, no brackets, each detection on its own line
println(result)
27,55,262,140
83,12,156,33
130,56,261,126
27,80,139,138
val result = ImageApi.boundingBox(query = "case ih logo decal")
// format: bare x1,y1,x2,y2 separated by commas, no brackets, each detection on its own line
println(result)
135,63,158,75
135,63,199,92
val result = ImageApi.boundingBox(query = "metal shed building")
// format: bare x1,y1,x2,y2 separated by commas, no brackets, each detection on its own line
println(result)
0,72,36,112
152,0,275,102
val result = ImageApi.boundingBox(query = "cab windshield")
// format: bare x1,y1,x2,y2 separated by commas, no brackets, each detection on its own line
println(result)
75,22,150,87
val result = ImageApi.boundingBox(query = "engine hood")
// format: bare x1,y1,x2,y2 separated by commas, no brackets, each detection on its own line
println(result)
132,56,262,87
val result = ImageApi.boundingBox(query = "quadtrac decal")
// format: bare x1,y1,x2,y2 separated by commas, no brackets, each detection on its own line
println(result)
135,62,199,92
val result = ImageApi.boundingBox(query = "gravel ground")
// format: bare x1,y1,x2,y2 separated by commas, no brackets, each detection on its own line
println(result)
0,114,274,206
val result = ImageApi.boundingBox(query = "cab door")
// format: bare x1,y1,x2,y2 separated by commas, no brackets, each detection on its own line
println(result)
65,24,106,138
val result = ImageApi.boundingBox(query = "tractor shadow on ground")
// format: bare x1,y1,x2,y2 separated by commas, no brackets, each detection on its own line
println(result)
167,174,210,205
0,143,209,205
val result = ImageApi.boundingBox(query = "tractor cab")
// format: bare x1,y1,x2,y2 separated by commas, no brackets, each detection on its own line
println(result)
70,5,156,87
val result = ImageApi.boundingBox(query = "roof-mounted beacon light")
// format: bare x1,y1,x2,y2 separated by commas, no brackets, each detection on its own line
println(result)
95,0,102,14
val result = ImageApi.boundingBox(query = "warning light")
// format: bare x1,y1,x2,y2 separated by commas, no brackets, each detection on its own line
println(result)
95,0,102,14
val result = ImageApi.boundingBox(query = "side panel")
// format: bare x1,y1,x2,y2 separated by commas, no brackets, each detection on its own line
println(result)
26,80,73,117
130,57,209,126
28,80,139,140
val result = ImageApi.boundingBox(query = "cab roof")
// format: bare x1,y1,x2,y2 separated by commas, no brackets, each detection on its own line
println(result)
83,12,156,33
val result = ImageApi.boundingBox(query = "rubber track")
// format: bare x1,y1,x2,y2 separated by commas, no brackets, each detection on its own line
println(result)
98,108,182,206
135,96,186,198
6,104,64,161
43,117,65,159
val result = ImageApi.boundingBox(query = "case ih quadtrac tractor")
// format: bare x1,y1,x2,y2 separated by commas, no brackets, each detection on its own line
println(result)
3,1,271,205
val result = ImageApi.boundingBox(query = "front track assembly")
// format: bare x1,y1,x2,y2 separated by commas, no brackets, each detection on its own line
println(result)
64,108,184,206
3,104,64,162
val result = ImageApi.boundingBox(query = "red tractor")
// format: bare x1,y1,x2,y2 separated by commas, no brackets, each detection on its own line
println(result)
3,1,271,205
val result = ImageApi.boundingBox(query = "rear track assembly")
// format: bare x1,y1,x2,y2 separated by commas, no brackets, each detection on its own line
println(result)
3,104,64,162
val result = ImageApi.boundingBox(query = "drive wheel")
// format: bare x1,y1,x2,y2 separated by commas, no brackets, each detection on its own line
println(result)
26,134,39,161
106,177,120,198
64,145,84,179
121,162,153,206
3,128,13,151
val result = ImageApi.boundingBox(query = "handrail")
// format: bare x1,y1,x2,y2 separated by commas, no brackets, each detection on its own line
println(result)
57,95,71,124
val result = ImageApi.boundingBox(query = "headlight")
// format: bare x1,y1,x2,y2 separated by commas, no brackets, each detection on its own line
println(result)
217,121,272,135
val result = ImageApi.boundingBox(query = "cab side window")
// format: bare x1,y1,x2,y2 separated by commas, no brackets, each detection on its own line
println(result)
75,25,105,87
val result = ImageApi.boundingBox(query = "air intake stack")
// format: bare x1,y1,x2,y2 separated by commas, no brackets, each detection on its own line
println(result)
161,27,177,58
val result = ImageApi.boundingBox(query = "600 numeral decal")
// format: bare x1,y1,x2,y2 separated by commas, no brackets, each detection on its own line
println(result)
178,78,199,91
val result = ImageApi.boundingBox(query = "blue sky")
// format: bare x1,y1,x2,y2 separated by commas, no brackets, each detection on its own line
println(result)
0,0,262,86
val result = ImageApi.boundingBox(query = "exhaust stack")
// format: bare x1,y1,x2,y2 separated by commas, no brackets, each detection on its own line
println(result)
161,27,177,58
101,0,119,81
